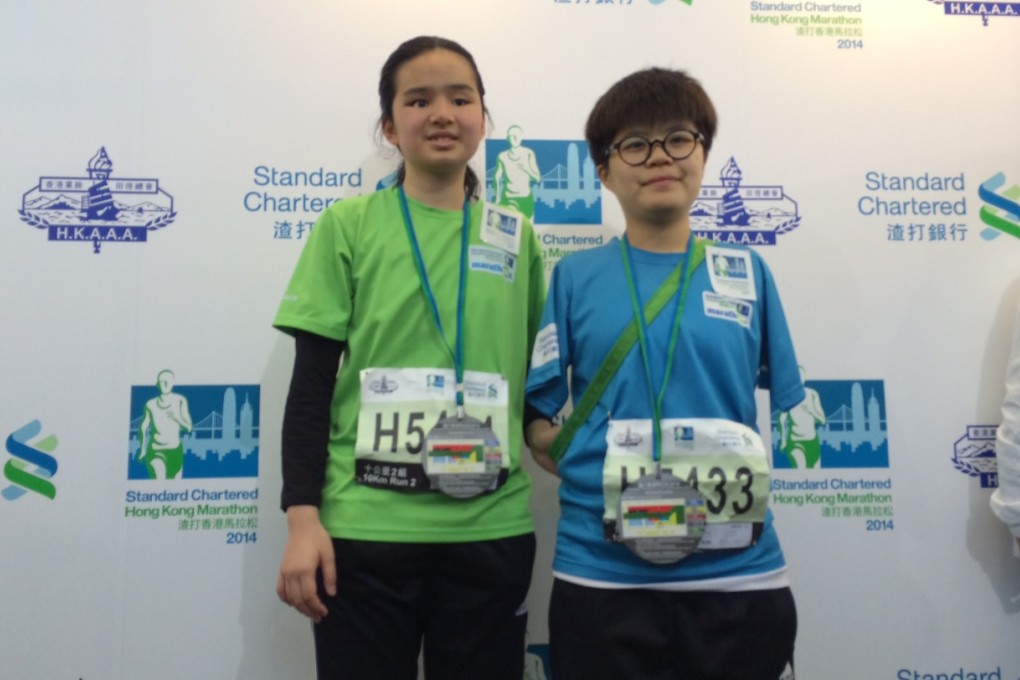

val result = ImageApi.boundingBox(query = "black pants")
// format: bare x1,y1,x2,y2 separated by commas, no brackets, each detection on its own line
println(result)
549,579,797,680
312,534,536,680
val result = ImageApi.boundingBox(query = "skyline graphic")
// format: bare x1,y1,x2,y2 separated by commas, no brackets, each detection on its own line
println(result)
772,380,889,469
128,384,259,479
486,139,601,224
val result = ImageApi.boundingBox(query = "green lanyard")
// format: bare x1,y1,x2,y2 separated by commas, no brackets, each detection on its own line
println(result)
619,233,699,464
546,236,706,465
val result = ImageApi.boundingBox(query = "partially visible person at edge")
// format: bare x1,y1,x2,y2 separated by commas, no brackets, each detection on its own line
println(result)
525,68,805,680
272,35,545,680
991,296,1020,555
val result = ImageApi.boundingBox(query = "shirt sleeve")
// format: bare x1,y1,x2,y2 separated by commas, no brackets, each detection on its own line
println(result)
525,259,572,418
280,330,344,510
754,253,805,411
273,206,355,342
990,299,1020,539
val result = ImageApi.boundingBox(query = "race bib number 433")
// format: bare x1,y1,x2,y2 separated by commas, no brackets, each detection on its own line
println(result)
603,419,771,539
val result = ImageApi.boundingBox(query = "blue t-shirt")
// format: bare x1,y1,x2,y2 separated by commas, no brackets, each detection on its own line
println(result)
526,237,805,587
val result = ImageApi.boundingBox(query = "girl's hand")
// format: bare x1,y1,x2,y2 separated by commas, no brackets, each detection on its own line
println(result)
276,505,336,623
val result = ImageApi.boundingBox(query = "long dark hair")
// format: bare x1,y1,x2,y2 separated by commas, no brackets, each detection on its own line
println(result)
378,36,487,199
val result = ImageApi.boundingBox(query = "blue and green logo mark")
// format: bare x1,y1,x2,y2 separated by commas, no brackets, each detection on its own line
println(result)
978,172,1020,241
3,420,59,500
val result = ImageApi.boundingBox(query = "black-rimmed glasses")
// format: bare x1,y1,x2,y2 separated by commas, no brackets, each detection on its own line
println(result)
607,128,704,166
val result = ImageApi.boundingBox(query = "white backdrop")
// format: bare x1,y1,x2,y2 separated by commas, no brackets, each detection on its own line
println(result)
2,1,1019,678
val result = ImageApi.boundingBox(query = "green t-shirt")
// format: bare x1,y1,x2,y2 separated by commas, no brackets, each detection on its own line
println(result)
274,187,545,542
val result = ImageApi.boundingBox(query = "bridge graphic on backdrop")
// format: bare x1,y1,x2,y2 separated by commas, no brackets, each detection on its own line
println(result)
486,138,601,224
772,380,888,469
129,385,259,479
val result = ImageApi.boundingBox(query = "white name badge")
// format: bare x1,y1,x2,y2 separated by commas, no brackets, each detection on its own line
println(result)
705,246,757,301
703,291,754,329
469,245,516,283
480,203,522,256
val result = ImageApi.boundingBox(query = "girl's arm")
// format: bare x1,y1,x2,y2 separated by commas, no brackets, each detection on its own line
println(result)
276,330,344,621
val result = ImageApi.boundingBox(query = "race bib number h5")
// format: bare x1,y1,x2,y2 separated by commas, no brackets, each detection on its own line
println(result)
355,368,510,494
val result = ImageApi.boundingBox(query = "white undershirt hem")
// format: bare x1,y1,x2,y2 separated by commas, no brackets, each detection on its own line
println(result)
553,566,790,592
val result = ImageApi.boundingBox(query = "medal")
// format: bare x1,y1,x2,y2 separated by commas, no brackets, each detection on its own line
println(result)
617,469,706,564
423,414,502,499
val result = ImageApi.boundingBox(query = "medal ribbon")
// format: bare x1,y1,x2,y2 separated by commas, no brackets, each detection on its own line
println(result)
619,232,698,465
397,187,471,415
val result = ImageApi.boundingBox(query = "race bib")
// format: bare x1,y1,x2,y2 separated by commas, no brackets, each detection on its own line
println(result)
603,418,771,551
355,367,510,493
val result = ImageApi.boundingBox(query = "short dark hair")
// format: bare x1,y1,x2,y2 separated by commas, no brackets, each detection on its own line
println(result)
377,36,488,199
585,68,717,167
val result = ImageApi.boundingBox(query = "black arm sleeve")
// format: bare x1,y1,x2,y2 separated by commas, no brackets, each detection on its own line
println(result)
280,330,345,511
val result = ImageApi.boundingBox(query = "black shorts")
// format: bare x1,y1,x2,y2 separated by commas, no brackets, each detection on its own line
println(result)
312,534,536,680
549,578,797,680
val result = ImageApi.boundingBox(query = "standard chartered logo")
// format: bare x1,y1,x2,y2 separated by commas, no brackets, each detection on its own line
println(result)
2,420,59,500
978,172,1020,241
